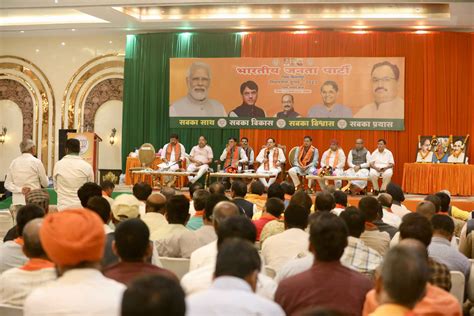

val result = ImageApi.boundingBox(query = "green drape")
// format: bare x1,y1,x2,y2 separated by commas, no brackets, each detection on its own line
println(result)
122,32,241,170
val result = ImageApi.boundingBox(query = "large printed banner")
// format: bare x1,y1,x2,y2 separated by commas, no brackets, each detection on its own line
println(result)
169,57,405,130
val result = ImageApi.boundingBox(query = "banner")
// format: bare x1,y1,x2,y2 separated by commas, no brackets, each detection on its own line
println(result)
169,57,405,130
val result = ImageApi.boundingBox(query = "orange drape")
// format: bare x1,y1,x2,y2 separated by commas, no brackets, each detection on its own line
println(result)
240,31,474,185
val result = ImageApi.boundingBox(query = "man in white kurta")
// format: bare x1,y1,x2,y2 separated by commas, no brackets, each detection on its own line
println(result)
53,138,94,210
369,139,395,193
345,138,371,191
5,140,49,208
317,140,346,190
169,62,227,117
256,138,286,188
187,136,213,184
288,136,319,189
354,61,404,119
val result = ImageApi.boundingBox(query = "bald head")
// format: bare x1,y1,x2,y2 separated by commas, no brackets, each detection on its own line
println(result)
213,201,240,227
416,201,436,220
22,218,46,259
146,193,167,215
398,238,429,259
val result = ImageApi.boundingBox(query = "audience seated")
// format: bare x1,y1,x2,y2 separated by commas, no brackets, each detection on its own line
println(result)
280,181,295,208
186,238,284,316
186,189,210,230
0,219,56,306
103,218,177,285
77,182,102,208
428,214,470,277
24,209,125,315
371,203,398,239
377,193,401,228
132,182,153,217
0,205,45,273
246,181,267,213
363,239,461,316
160,187,176,201
182,216,277,300
193,191,218,247
331,191,347,216
262,204,310,272
141,193,168,235
101,180,115,206
386,182,411,218
189,198,240,271
231,180,256,218
121,275,185,316
424,194,442,213
208,182,226,195
358,197,391,256
253,198,285,241
275,212,373,315
315,191,336,213
87,196,113,234
153,195,199,258
252,183,285,220
187,182,204,216
439,190,471,221
289,190,313,212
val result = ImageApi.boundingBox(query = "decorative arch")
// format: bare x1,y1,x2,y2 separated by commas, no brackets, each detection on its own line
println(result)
0,79,34,139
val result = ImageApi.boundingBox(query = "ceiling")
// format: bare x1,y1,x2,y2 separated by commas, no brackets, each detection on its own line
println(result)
1,0,473,36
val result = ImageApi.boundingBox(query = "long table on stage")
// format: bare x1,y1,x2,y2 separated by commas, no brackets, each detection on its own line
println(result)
305,175,370,181
209,172,277,180
131,170,197,188
125,156,162,185
402,163,474,196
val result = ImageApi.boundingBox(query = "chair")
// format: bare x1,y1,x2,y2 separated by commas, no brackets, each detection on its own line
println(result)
264,266,276,279
466,259,474,302
129,143,156,185
0,211,14,241
0,304,23,316
449,271,465,304
159,257,190,280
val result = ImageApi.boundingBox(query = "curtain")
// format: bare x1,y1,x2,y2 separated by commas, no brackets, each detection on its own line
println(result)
240,31,474,184
122,32,241,169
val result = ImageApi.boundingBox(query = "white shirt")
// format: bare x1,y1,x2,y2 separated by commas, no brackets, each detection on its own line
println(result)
354,97,404,119
391,204,411,219
24,269,125,316
189,145,213,164
275,254,313,284
0,266,56,307
186,276,285,316
382,208,401,228
0,241,27,274
153,224,200,258
170,95,227,117
320,149,346,169
181,264,277,300
141,212,168,236
261,228,310,272
360,229,390,256
256,147,286,170
331,207,346,216
5,153,49,205
53,155,94,210
347,150,371,169
189,240,217,271
194,225,217,248
160,143,186,163
370,149,395,169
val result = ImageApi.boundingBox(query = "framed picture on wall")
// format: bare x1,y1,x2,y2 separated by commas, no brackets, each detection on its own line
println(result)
416,135,469,164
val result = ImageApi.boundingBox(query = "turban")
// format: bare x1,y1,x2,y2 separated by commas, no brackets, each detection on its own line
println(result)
40,209,105,266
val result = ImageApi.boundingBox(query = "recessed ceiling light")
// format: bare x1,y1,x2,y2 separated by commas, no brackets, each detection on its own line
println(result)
109,40,113,44
352,30,368,34
71,28,76,31
20,30,24,33
35,49,40,53
414,30,430,34
294,30,308,35
61,42,66,46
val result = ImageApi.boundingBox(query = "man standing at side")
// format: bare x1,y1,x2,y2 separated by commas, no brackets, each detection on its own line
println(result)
53,138,94,210
345,138,371,193
369,139,394,194
187,136,213,184
229,81,266,117
288,136,319,190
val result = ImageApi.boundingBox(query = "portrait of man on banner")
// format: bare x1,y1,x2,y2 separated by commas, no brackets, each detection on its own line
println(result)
416,136,434,163
447,136,469,164
431,137,451,163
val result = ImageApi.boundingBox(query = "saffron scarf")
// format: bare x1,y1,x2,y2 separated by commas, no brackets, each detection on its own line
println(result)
20,258,55,271
165,142,181,162
224,146,240,169
264,147,280,171
298,145,315,167
324,149,340,169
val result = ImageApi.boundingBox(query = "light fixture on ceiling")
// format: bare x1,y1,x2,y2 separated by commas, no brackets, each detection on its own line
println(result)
352,30,368,34
414,30,431,34
61,42,66,46
109,128,117,145
20,30,24,33
71,28,76,31
0,127,7,144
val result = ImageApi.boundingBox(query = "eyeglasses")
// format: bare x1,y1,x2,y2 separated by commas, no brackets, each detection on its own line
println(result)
372,77,396,84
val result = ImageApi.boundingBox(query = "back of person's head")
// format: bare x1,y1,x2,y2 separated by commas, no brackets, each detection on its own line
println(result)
20,139,35,153
267,183,285,200
204,194,229,222
280,181,296,196
309,212,348,262
333,191,347,207
231,180,247,198
101,180,115,193
65,138,80,154
214,238,261,281
265,197,285,218
284,204,310,230
399,213,433,247
25,189,50,213
315,191,336,212
289,190,313,212
112,194,140,222
424,195,442,213
358,196,380,222
249,181,265,196
213,201,240,227
86,196,111,224
192,189,210,211
431,214,454,238
16,205,45,236
160,187,176,201
22,218,46,259
386,182,405,203
166,195,190,224
145,193,167,214
122,275,185,316
209,182,226,195
377,193,393,208
434,192,451,212
340,209,365,238
416,201,436,219
189,182,204,198
133,183,152,201
77,182,102,207
114,219,151,262
217,216,257,247
380,245,429,309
